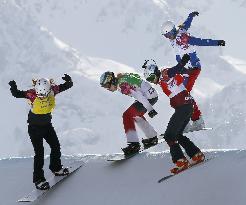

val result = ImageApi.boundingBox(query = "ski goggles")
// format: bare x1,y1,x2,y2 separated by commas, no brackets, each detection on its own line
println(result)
101,82,111,89
162,28,176,39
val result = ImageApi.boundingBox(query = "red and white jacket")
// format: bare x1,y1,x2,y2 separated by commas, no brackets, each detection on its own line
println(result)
158,69,193,108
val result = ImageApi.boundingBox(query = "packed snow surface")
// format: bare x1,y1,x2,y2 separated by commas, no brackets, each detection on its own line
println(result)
1,150,246,205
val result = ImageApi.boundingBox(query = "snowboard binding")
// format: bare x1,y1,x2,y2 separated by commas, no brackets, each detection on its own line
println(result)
53,167,70,176
122,142,141,156
35,180,50,190
142,136,158,149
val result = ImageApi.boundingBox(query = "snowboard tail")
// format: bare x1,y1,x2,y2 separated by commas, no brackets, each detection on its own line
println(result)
18,160,84,202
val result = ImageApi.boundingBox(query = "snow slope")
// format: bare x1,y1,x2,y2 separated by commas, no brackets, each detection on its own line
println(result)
187,57,246,150
1,2,246,205
196,80,246,149
1,150,246,205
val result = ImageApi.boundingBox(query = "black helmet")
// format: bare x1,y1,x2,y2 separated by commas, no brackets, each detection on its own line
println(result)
100,71,117,88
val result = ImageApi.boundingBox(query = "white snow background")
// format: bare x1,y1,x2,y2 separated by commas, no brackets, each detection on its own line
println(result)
0,0,246,204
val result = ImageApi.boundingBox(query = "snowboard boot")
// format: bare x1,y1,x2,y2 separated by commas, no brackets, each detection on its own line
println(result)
122,142,141,157
142,136,158,149
53,167,70,176
35,179,50,190
191,152,205,165
170,157,190,174
190,116,205,132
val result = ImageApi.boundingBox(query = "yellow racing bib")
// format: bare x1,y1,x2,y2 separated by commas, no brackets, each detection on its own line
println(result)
31,93,56,114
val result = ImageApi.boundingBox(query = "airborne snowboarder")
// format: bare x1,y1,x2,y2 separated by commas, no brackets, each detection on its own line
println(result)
143,58,205,174
100,72,158,156
161,11,225,133
9,74,73,190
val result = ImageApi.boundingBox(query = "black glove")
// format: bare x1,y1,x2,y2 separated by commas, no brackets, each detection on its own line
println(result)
180,54,190,66
190,11,199,17
142,60,149,69
218,40,225,46
62,74,72,82
148,109,158,118
9,80,17,88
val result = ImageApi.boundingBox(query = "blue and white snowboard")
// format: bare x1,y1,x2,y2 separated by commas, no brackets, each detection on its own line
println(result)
18,160,84,202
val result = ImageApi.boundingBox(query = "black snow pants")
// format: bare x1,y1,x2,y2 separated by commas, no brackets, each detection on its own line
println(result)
164,104,201,163
28,123,62,183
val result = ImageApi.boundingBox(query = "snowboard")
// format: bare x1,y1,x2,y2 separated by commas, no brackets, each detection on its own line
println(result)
18,160,84,202
107,135,166,161
158,158,212,183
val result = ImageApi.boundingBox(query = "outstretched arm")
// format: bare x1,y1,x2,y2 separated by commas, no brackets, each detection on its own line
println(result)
179,11,199,31
189,36,225,46
9,81,26,98
57,74,73,93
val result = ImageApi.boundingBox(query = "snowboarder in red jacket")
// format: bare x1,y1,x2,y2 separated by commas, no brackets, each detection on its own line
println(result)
142,58,205,174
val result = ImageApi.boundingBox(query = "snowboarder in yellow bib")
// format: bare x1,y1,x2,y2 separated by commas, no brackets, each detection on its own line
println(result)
9,74,73,190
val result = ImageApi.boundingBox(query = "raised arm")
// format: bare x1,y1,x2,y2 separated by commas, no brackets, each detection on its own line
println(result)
57,74,73,93
179,11,199,31
9,80,26,98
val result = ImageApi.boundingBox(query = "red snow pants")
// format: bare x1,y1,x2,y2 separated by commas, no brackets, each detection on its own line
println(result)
184,69,201,121
123,102,146,134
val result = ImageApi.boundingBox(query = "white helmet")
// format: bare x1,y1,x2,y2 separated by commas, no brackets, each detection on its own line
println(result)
34,78,51,97
161,20,175,35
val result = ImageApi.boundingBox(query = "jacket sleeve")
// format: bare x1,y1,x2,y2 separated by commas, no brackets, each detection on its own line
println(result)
130,90,154,112
57,80,73,93
176,55,182,63
188,36,219,46
167,65,188,78
167,54,190,78
10,86,26,98
179,13,195,31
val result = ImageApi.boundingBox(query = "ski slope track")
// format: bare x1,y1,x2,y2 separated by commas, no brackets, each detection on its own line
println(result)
1,150,246,205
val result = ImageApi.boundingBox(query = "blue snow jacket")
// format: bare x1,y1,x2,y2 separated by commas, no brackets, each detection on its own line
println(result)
172,13,220,69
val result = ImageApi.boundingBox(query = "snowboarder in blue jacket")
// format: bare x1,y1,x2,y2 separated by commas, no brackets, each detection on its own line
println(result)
161,11,225,133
